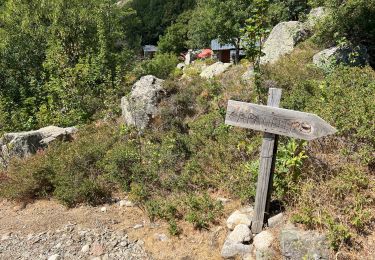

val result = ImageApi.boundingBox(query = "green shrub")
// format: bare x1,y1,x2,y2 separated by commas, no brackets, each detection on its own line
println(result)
100,141,141,191
1,124,119,207
139,53,179,79
184,194,223,229
313,0,375,65
284,66,375,146
0,152,54,201
291,166,373,250
50,125,118,207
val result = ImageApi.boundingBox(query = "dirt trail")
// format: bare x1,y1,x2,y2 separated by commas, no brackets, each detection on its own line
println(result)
0,198,240,260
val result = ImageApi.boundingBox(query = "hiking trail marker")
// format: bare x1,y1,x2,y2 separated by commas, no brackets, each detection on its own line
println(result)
225,88,337,234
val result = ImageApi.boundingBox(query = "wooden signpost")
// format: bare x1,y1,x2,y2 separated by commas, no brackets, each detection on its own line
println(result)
225,88,337,234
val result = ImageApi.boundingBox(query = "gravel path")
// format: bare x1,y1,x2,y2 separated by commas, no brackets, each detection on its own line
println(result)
0,223,151,260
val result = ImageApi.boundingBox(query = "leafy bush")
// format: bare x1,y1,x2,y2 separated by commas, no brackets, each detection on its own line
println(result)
312,0,375,66
138,53,179,79
291,166,373,250
284,66,375,146
184,194,223,229
1,124,119,207
0,152,54,201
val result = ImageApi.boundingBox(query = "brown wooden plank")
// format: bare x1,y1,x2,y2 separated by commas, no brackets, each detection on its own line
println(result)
251,88,281,234
225,100,336,140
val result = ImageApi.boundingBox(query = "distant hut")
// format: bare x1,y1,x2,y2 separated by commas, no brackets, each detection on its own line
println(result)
210,39,245,63
143,45,158,59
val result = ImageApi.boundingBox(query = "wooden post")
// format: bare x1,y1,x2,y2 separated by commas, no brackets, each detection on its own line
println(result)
251,88,282,234
225,88,336,233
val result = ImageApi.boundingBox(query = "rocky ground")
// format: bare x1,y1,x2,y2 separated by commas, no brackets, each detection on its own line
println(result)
0,197,238,260
0,225,149,260
1,198,374,260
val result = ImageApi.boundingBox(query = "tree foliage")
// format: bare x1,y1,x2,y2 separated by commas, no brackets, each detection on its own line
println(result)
0,0,141,131
188,0,255,62
127,0,196,45
158,11,192,54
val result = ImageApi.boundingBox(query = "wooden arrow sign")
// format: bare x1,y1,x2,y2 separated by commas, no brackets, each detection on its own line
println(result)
225,100,337,140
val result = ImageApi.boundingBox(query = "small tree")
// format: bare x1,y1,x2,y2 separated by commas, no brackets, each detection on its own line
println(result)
241,0,270,99
188,0,254,63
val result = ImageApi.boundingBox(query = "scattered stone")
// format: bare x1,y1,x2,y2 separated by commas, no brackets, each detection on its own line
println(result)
81,244,90,253
260,21,308,64
119,200,134,207
313,45,369,71
226,206,254,230
13,201,27,211
267,213,284,228
200,62,232,79
154,233,168,242
280,224,330,260
133,224,143,229
1,233,11,241
121,75,165,130
227,224,252,243
221,241,253,259
0,126,77,167
91,242,105,256
253,230,274,251
100,207,107,213
47,254,60,260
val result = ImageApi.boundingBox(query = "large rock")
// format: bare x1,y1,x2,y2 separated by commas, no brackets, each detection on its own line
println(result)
221,224,253,259
200,62,232,79
253,231,274,251
253,231,275,260
313,45,369,71
260,21,308,64
121,75,165,130
280,224,330,260
227,224,253,243
305,7,328,30
221,242,253,259
0,126,77,167
267,213,284,228
226,206,254,230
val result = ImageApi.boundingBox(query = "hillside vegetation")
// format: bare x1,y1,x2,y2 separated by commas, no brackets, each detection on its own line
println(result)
0,0,374,257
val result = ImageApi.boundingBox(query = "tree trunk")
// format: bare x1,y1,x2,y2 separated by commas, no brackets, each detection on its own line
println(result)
235,38,241,64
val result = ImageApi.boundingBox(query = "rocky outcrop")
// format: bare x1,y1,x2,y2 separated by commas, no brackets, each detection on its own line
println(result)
121,75,165,130
260,21,308,64
280,224,330,260
0,126,77,167
200,62,232,79
304,7,328,30
313,45,369,71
